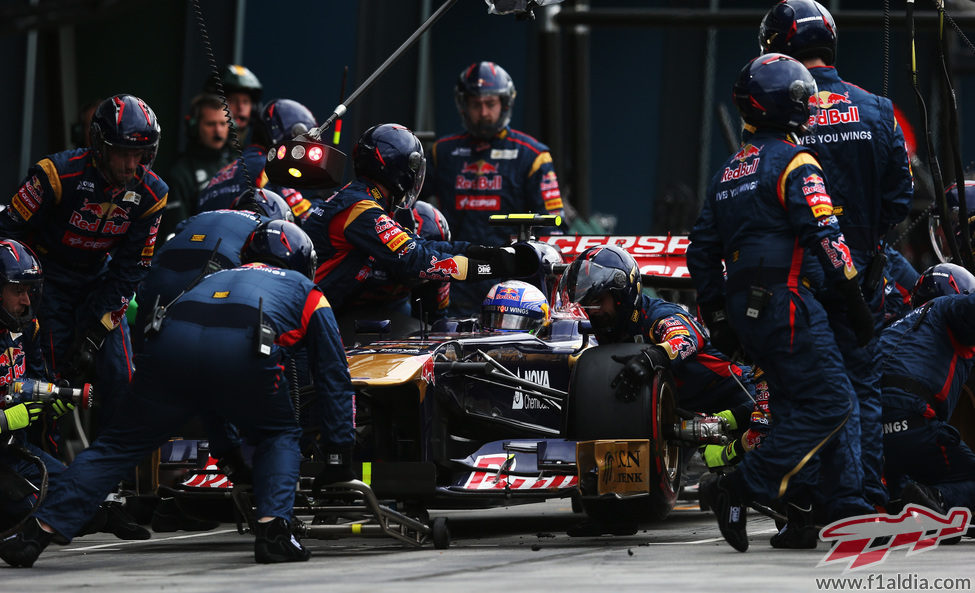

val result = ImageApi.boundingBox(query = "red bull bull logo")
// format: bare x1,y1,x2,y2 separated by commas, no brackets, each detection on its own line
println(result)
815,90,851,108
733,144,762,162
460,160,499,175
803,174,824,185
426,256,460,277
810,91,860,126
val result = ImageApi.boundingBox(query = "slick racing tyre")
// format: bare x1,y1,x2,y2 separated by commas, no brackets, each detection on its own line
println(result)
566,343,681,522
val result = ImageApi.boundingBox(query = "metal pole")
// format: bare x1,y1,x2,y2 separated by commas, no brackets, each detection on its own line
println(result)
568,0,590,220
19,0,39,174
233,0,246,64
696,0,719,212
414,0,433,131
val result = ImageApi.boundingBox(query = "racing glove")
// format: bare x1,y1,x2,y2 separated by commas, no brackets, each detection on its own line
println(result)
64,323,111,382
49,398,75,420
610,346,669,400
464,244,539,280
216,446,254,485
835,277,874,347
703,439,745,470
0,402,44,434
698,300,742,360
313,445,356,496
713,409,738,431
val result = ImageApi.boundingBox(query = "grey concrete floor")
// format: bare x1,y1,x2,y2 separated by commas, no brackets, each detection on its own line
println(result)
3,499,973,593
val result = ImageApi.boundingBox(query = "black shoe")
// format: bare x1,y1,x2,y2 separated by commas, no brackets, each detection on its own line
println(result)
697,472,719,512
254,518,311,564
77,504,109,537
151,498,220,533
899,482,961,545
899,481,946,514
566,519,639,537
0,517,53,568
702,474,748,552
102,502,151,540
770,503,819,549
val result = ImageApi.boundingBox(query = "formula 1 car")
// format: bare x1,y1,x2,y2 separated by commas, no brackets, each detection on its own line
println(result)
155,232,716,537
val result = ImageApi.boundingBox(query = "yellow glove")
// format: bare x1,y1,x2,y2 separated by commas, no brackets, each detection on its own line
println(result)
0,402,44,433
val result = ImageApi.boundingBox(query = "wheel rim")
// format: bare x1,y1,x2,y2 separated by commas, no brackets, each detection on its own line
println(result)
655,378,680,488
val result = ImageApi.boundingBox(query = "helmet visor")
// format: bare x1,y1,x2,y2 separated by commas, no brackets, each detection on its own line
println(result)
560,261,629,308
399,152,426,210
481,309,540,332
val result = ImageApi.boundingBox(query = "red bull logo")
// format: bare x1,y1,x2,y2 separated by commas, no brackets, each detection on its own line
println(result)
733,144,761,162
460,160,499,175
80,201,106,217
803,174,824,185
815,90,851,108
426,256,460,277
495,287,521,301
831,237,853,269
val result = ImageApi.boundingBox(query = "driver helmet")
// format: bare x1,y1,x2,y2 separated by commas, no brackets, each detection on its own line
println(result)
481,280,550,333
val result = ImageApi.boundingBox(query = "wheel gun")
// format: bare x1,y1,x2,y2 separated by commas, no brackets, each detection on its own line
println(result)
3,379,94,409
671,415,730,445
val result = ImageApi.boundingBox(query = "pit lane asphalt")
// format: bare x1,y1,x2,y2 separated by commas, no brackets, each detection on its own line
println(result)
4,499,974,592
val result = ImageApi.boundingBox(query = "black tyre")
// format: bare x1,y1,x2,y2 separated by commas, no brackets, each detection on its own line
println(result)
431,516,450,549
566,343,681,522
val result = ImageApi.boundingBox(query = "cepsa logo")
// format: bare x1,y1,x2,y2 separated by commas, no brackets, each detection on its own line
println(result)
540,235,690,279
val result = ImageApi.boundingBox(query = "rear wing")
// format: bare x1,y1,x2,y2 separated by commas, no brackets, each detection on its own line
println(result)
538,235,693,289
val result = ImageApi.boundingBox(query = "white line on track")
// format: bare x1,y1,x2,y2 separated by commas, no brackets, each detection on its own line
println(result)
58,528,240,552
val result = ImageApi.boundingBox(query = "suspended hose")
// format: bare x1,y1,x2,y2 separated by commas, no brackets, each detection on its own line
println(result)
190,0,253,189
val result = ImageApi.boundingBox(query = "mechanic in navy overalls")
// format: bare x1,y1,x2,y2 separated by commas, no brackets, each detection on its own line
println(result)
302,124,534,342
0,94,168,429
0,221,355,567
760,0,913,512
880,263,975,517
133,187,292,349
426,62,566,315
197,99,317,222
688,54,875,552
0,240,66,528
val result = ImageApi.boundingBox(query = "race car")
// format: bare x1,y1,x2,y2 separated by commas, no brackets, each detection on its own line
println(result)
156,232,712,533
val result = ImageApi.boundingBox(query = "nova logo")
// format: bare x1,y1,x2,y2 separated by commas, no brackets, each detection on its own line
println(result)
512,369,550,410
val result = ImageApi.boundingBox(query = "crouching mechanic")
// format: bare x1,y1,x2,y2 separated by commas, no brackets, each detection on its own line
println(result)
0,220,356,566
557,245,755,536
559,245,754,422
0,240,143,540
302,123,536,343
880,263,975,518
0,239,68,530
